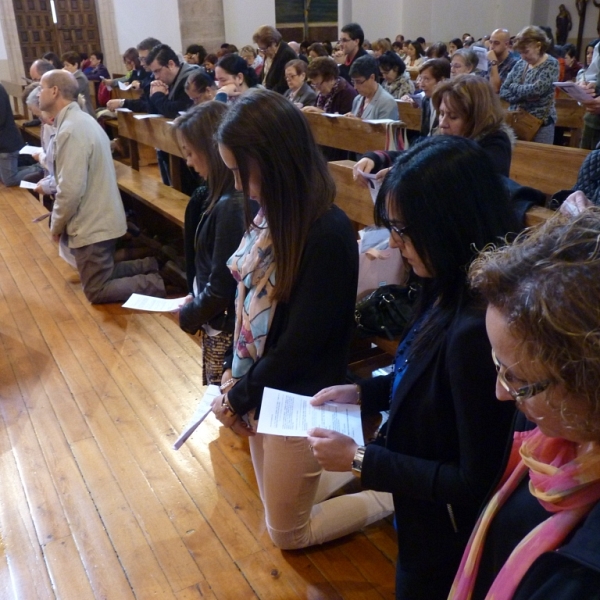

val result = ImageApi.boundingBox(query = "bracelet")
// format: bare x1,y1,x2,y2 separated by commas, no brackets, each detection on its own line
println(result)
221,394,236,416
355,383,362,406
220,377,235,393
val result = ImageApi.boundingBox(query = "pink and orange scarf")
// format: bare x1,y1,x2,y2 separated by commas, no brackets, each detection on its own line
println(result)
450,427,600,600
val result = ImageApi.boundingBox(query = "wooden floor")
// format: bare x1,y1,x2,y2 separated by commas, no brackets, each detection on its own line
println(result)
0,185,397,600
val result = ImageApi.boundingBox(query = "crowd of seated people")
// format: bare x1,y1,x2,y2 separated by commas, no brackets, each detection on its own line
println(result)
6,19,600,600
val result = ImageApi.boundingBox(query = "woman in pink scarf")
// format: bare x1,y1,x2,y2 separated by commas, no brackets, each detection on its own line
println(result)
451,209,600,600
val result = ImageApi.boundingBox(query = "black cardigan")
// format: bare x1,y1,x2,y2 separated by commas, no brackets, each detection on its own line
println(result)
0,84,25,153
179,190,247,335
261,42,298,94
226,205,358,416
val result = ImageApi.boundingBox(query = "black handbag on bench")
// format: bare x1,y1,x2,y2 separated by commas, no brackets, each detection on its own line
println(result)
355,284,419,340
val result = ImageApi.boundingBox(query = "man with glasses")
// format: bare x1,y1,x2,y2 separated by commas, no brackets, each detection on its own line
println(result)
106,37,161,113
487,29,518,93
338,22,369,84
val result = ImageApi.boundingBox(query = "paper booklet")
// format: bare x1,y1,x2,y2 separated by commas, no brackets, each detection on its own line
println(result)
257,387,364,444
553,82,595,103
173,385,220,449
122,293,187,312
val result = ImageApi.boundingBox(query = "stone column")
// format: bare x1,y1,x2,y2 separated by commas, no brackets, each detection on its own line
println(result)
178,0,225,53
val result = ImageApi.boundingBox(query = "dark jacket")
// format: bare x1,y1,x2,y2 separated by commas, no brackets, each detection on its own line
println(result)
360,299,516,599
149,62,199,118
420,96,437,137
339,46,369,83
84,63,110,81
179,189,247,335
364,128,512,177
123,73,153,113
226,205,358,416
511,502,600,599
318,78,358,161
0,83,25,153
262,42,297,94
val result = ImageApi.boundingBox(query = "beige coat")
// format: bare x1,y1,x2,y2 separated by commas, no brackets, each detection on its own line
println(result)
51,102,126,248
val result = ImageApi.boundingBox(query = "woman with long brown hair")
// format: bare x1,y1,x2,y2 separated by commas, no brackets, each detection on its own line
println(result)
211,88,393,549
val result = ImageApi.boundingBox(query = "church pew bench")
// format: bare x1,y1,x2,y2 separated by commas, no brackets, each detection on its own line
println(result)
2,79,28,120
116,111,185,189
113,160,187,229
303,111,396,154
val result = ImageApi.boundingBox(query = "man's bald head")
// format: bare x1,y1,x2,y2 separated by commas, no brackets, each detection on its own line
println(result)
490,29,511,59
43,69,79,101
30,59,54,81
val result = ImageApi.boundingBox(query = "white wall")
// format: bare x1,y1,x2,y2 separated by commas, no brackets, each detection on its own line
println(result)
0,16,9,81
223,0,276,48
345,0,535,45
112,0,183,54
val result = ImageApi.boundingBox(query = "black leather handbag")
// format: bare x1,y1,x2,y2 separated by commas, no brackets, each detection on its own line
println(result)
355,284,419,340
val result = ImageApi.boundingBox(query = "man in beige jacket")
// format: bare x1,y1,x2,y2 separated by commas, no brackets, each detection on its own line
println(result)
39,69,165,303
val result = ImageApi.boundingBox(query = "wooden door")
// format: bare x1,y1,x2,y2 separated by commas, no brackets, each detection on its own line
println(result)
13,0,57,74
54,0,102,58
12,0,102,75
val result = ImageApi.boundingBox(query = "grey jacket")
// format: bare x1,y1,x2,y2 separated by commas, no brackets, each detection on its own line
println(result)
73,69,95,117
351,83,399,120
51,102,126,248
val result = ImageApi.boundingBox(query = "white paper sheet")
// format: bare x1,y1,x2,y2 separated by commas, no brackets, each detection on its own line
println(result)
122,293,187,312
118,81,133,90
133,113,162,119
19,180,38,189
358,171,383,204
19,144,42,155
173,385,220,449
553,82,595,103
115,107,133,113
364,118,396,124
257,387,364,444
59,232,77,269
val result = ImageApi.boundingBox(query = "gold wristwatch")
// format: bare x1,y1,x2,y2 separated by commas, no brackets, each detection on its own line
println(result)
351,445,366,477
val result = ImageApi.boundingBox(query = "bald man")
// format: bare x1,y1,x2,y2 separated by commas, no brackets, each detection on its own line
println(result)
487,29,518,93
39,70,165,303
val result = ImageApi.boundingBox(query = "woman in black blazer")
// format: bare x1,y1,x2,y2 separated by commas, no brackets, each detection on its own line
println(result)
309,136,520,600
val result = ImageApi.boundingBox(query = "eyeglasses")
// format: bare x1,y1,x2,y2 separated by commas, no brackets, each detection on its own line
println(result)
351,78,367,86
491,349,551,402
338,37,352,43
382,217,410,240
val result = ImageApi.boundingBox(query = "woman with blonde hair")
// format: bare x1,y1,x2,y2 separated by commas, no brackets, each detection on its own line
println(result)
372,38,392,58
432,74,514,175
450,208,600,599
500,25,559,144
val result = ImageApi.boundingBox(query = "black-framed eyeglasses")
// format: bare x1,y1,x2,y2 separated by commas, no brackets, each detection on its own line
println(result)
382,217,410,240
491,349,551,402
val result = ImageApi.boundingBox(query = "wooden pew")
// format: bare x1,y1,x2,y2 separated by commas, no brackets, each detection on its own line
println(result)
303,111,394,154
396,101,422,132
509,142,588,197
2,80,28,120
116,111,183,187
555,96,585,147
113,160,187,228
